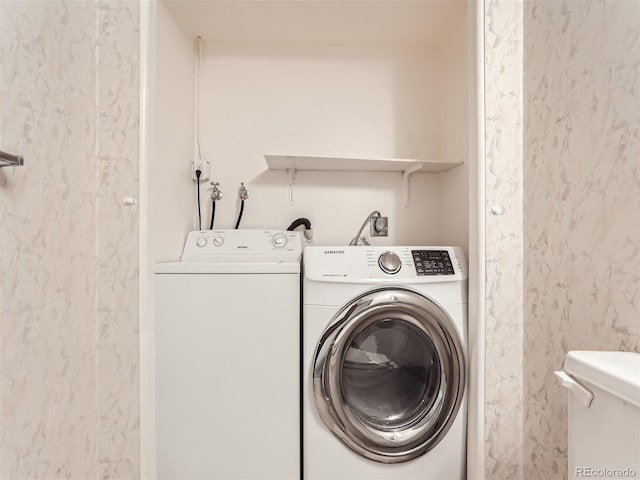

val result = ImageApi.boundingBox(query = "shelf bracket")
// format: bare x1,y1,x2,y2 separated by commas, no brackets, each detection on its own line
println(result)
402,163,424,207
286,156,296,206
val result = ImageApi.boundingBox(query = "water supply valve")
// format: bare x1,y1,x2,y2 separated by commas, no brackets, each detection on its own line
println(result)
211,182,223,201
239,182,249,200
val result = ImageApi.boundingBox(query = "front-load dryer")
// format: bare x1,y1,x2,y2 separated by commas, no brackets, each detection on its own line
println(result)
303,246,467,479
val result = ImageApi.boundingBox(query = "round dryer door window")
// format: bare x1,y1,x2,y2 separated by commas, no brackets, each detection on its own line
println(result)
312,287,465,464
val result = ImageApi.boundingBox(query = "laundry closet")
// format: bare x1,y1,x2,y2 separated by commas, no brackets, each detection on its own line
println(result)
149,0,474,262
145,0,478,477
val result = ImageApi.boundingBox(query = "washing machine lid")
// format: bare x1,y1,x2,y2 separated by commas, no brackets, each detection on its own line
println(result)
312,286,465,463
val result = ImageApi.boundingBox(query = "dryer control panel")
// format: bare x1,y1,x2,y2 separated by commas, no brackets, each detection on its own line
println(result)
411,250,455,276
304,246,467,283
181,229,302,263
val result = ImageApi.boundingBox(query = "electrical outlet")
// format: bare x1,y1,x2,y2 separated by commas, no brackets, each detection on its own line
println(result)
370,216,388,237
192,161,210,182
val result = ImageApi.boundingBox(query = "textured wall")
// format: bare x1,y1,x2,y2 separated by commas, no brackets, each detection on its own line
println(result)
96,1,140,479
483,0,524,478
0,2,99,477
523,1,640,478
0,1,140,478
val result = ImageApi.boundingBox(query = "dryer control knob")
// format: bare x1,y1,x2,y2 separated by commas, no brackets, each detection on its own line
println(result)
196,237,208,248
378,251,401,274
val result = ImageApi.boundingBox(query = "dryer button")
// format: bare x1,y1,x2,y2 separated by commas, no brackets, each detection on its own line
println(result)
378,252,401,274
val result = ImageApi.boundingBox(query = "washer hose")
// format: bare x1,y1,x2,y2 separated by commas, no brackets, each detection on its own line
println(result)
234,200,244,229
209,182,222,230
209,201,216,230
235,183,248,229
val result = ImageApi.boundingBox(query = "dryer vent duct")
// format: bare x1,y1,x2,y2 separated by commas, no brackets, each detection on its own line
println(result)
287,217,313,242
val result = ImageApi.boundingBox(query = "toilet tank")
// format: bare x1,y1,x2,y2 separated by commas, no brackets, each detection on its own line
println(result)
556,351,640,480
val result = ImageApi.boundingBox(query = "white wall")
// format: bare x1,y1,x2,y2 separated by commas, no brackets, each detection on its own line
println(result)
153,5,470,258
151,1,195,262
193,41,445,247
144,2,196,476
440,10,470,256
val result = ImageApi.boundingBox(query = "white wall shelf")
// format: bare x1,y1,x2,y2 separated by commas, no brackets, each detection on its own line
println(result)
264,154,464,206
265,154,462,174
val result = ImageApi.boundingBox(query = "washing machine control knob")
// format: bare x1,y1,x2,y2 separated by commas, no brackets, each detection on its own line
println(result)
196,237,208,248
272,233,288,248
378,251,401,274
212,236,224,247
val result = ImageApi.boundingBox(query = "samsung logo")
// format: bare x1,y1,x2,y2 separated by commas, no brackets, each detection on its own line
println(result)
324,250,345,254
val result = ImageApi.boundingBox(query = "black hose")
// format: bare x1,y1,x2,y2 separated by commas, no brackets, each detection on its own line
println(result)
234,199,244,229
209,200,216,230
195,169,202,230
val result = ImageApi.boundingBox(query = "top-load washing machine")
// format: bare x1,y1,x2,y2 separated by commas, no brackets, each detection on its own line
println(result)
303,246,467,479
155,229,302,480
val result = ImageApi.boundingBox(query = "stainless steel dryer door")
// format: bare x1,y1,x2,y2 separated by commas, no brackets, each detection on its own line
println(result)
312,287,465,464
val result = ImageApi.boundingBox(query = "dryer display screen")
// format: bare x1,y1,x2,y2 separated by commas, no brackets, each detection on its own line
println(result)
411,250,455,276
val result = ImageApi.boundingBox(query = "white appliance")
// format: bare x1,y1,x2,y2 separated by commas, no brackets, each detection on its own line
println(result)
303,246,468,479
555,351,640,480
155,229,302,480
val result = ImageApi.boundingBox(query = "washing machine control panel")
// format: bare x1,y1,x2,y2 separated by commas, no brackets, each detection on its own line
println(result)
181,229,302,262
411,250,455,276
